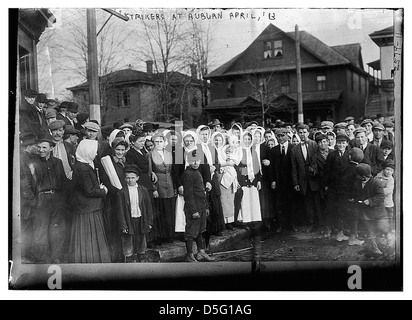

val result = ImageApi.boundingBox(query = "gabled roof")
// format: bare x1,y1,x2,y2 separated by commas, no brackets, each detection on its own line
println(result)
206,24,366,79
67,69,200,91
369,26,394,38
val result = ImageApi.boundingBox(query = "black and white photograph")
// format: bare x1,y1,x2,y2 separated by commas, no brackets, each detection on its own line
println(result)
7,4,404,295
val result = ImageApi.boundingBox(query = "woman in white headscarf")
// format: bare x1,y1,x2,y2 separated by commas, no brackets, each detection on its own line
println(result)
69,139,111,263
237,131,263,253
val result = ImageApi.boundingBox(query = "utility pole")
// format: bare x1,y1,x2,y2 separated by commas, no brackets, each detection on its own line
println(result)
87,8,100,123
86,8,129,124
295,24,304,124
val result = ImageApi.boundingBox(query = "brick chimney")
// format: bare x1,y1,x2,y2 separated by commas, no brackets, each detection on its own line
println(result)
190,64,197,79
146,60,153,74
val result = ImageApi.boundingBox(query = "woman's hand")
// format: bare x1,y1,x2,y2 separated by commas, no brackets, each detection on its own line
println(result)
257,181,262,191
192,212,200,219
151,172,158,183
153,190,159,198
178,186,184,195
262,159,270,166
206,182,212,191
100,184,108,194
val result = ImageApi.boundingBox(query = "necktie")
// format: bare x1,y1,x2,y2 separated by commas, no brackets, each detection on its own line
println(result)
281,145,285,155
302,143,307,160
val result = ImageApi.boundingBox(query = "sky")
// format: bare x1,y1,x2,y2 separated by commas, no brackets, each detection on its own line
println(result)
36,7,395,100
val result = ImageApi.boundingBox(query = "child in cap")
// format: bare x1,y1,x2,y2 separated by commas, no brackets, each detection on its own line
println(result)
116,164,153,262
380,140,394,162
375,160,395,241
352,163,388,255
182,150,214,262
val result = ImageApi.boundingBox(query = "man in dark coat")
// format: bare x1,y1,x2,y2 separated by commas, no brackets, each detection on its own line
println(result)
19,89,48,136
354,127,384,176
56,101,70,124
117,165,154,263
291,124,322,232
353,163,388,255
19,132,39,263
272,128,296,232
28,133,69,263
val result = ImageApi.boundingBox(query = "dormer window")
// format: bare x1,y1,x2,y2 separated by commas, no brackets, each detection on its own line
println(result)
263,40,283,59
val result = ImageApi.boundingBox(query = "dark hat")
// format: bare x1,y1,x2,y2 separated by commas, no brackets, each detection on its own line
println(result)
45,108,57,119
344,116,355,122
315,133,328,143
64,125,80,135
376,113,384,119
372,122,385,131
101,126,115,137
76,112,90,125
383,120,394,128
382,160,395,170
20,132,37,147
113,121,124,129
336,134,350,142
349,147,364,163
361,119,373,127
22,89,38,97
36,93,48,103
58,101,70,110
380,140,394,150
334,122,348,130
313,121,322,129
208,119,222,127
48,119,65,130
67,102,79,113
354,127,367,136
356,163,372,177
143,122,159,132
321,121,334,129
84,122,100,132
35,132,55,146
124,164,142,176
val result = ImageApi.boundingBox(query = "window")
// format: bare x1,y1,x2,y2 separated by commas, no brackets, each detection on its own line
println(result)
123,89,130,106
264,41,272,59
281,73,290,93
19,47,31,93
263,40,283,59
227,82,235,97
317,73,326,91
274,40,283,57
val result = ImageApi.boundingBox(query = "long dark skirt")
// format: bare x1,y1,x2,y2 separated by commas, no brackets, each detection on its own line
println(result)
259,181,277,220
69,209,111,263
208,173,226,235
154,197,176,241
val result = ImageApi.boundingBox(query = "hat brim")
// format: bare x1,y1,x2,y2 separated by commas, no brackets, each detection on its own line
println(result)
35,139,55,146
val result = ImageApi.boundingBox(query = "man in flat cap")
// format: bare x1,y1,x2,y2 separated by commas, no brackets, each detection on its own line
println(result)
49,120,76,180
354,127,384,176
320,121,334,134
383,120,395,142
19,89,48,136
334,122,347,136
84,121,100,141
375,113,385,124
361,119,374,143
344,116,355,126
352,163,388,255
120,123,134,136
272,127,296,232
372,122,388,147
28,133,69,263
380,140,394,162
64,125,81,149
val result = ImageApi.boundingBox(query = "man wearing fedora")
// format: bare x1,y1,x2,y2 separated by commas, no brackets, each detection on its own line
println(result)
64,102,79,127
28,133,69,263
49,120,76,180
35,93,48,114
19,89,48,136
56,101,70,125
64,125,81,149
208,119,222,133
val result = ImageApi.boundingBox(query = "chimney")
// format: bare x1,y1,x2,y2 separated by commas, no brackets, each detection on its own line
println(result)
190,64,197,79
146,60,153,74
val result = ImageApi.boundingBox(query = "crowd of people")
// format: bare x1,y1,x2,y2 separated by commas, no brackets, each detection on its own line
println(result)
18,88,397,264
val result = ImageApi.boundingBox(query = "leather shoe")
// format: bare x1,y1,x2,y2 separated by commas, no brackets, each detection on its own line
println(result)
185,253,199,262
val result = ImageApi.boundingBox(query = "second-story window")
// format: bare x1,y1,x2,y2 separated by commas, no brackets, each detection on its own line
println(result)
274,40,283,57
317,73,326,91
264,41,272,59
123,89,131,106
263,40,283,59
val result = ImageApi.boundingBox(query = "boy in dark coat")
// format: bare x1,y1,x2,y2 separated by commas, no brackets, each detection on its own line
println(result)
182,150,214,262
117,165,154,262
352,163,388,255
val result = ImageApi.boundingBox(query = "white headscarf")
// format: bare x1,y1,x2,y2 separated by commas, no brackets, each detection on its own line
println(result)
229,123,243,140
76,139,98,169
241,131,255,181
211,131,227,165
182,130,199,152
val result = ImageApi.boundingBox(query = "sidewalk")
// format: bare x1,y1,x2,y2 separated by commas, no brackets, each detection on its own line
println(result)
146,228,249,262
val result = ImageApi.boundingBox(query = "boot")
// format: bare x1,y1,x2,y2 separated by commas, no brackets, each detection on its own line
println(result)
196,249,215,262
185,253,199,262
348,235,364,246
368,238,383,255
336,231,349,242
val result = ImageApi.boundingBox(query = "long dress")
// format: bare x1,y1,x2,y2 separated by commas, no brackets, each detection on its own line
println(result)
150,148,176,242
70,162,111,263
